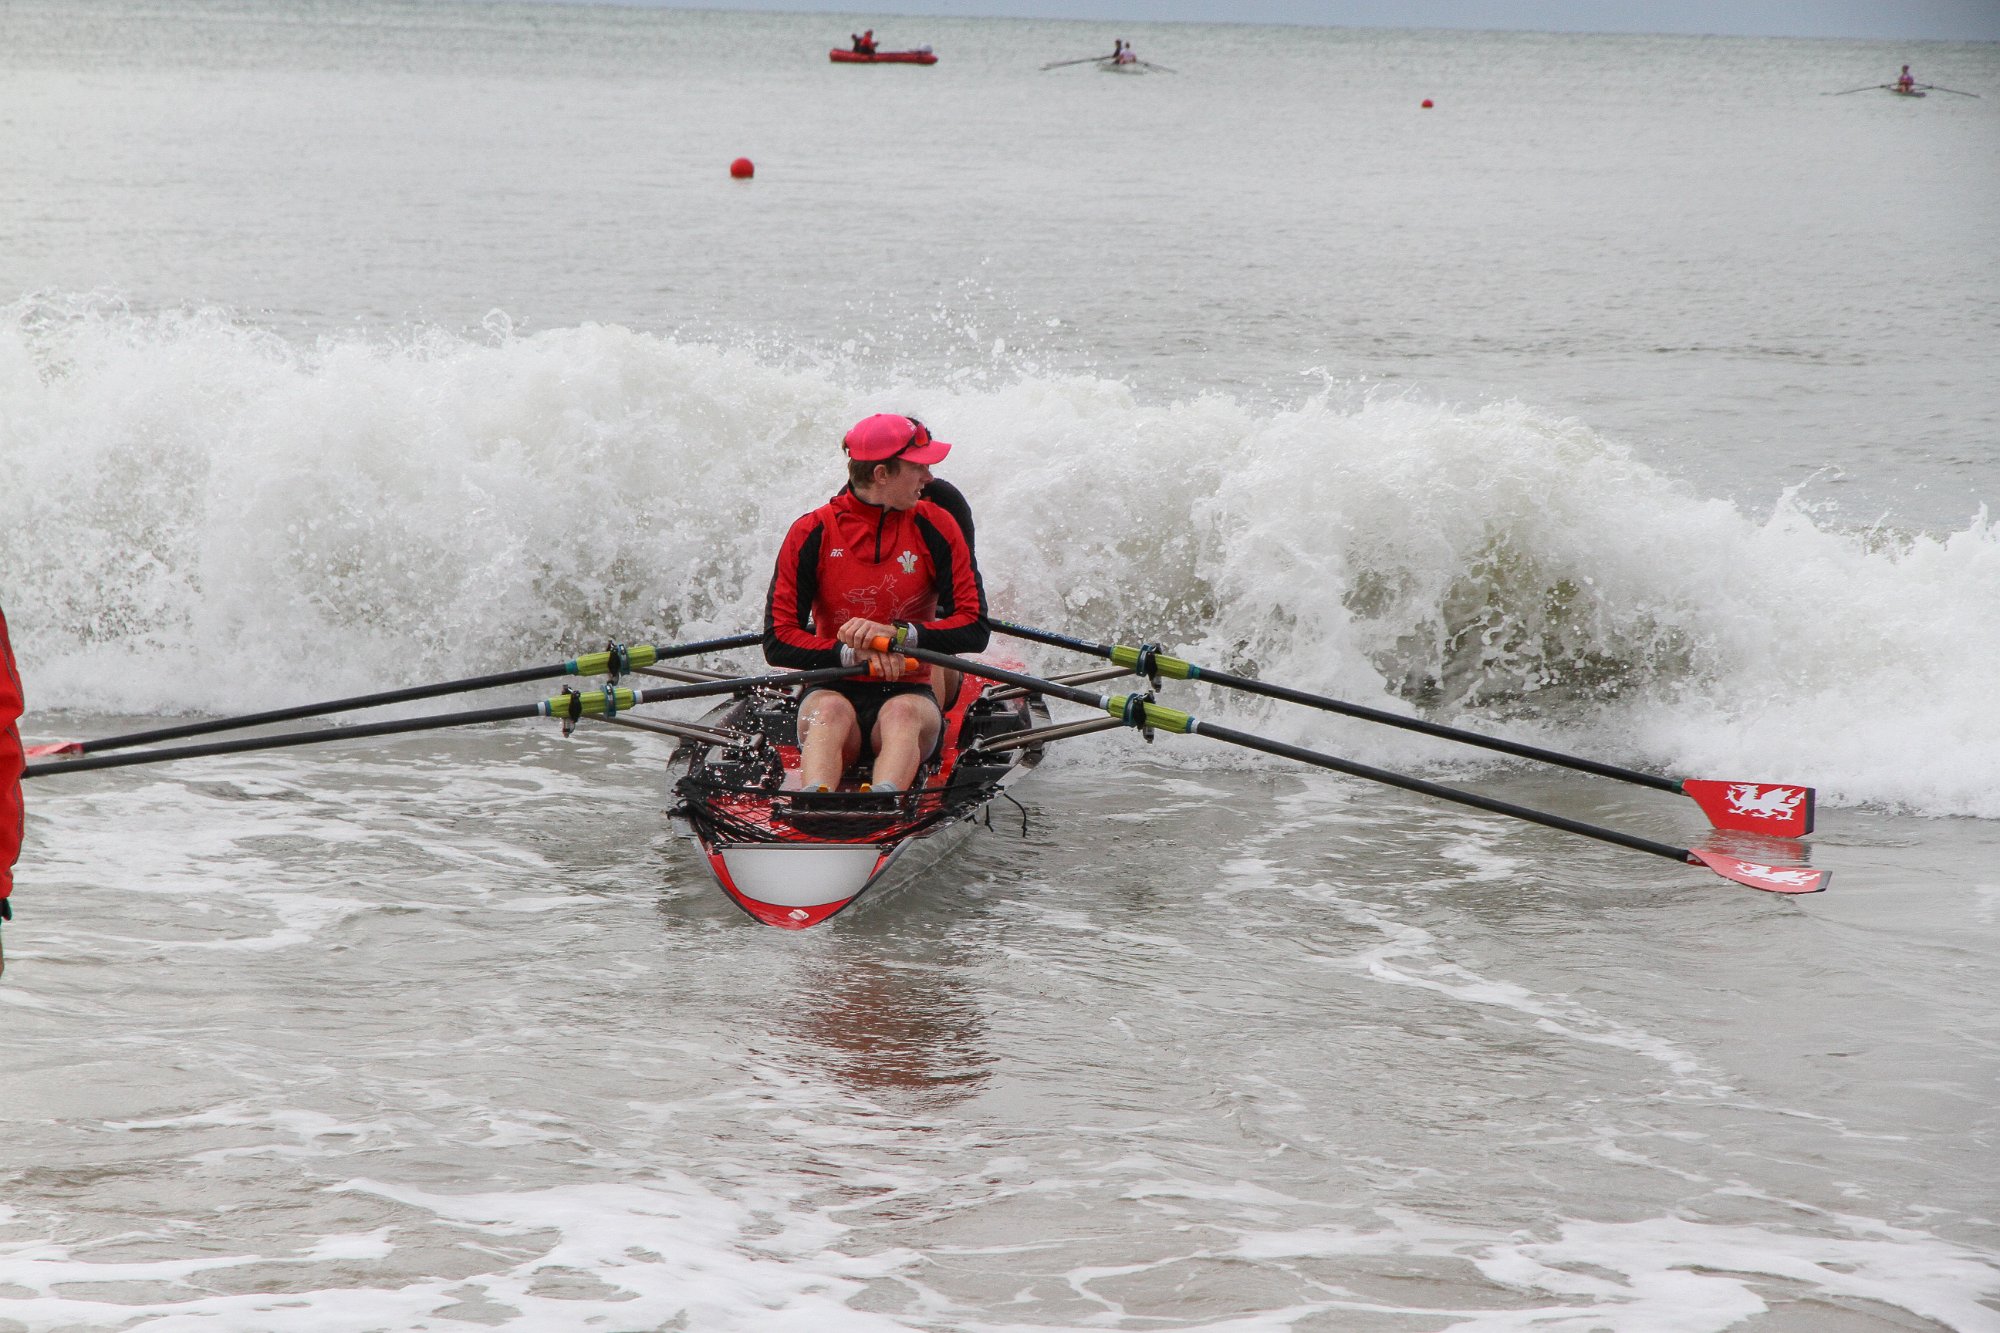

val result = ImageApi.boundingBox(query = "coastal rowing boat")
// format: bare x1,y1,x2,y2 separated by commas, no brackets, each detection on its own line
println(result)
23,625,1829,915
1825,81,1979,99
829,48,937,65
668,657,1048,927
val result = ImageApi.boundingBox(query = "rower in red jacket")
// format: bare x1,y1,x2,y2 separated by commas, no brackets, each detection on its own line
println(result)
765,414,989,793
1,604,23,978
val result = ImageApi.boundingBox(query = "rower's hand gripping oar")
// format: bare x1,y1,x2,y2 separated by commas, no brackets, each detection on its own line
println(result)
875,640,1828,896
24,632,764,760
990,620,1814,839
21,660,896,780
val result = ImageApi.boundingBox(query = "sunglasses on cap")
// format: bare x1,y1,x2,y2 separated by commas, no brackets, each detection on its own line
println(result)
882,418,933,462
843,412,954,464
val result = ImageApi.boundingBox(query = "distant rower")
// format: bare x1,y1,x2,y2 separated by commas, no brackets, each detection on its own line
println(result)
1895,64,1916,93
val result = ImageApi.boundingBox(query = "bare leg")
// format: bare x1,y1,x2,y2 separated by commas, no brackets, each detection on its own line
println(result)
797,690,861,790
931,667,961,714
869,692,944,790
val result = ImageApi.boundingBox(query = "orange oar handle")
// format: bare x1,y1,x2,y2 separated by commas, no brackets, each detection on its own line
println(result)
864,641,913,677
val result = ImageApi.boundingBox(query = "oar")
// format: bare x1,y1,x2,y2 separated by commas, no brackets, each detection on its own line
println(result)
1138,61,1177,73
21,662,869,780
1918,84,1980,98
24,632,762,759
991,620,1813,839
882,642,1828,895
1041,55,1111,70
1824,84,1890,95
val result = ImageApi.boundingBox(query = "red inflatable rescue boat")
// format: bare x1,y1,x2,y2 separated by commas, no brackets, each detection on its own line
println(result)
830,48,938,65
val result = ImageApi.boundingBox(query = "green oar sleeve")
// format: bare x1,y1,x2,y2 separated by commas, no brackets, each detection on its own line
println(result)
1109,645,1199,680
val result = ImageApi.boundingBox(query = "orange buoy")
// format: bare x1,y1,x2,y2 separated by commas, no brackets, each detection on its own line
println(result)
1421,99,1434,108
729,157,754,179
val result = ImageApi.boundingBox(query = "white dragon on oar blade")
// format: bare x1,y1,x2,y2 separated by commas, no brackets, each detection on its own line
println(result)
1727,783,1805,820
1733,861,1821,888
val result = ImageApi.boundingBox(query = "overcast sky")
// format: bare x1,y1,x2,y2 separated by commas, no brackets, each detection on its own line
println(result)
554,1,2000,41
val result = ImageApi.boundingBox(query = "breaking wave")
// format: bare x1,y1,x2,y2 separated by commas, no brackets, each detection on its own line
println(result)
3,298,1996,816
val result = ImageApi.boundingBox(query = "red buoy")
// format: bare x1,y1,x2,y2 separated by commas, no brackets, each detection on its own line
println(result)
1421,99,1434,109
729,157,754,179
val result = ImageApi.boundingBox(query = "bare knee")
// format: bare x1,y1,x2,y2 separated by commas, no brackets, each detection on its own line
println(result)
874,692,943,754
799,691,860,752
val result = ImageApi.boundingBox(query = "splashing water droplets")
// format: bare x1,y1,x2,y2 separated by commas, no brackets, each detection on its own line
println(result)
4,300,1995,814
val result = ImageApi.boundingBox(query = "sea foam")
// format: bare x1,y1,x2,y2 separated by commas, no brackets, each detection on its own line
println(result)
3,299,1995,816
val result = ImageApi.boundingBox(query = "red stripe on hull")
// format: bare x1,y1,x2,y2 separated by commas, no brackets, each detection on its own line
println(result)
708,849,888,928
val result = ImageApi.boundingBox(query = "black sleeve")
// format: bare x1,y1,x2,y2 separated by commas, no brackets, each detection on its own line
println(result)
913,511,990,657
763,520,844,669
919,478,975,553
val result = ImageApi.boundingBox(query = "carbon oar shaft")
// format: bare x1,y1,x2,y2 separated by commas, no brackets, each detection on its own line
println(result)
992,619,1681,794
588,664,867,716
895,645,1689,864
24,661,863,779
23,702,547,777
37,632,762,756
1185,718,1686,861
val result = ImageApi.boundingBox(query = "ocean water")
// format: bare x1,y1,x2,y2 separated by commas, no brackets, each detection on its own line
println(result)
2,3,1998,1330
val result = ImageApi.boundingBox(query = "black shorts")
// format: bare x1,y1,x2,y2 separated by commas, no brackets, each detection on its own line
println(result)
801,681,944,762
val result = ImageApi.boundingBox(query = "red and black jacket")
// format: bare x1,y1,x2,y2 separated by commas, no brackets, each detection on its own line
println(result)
1,605,22,908
764,487,988,682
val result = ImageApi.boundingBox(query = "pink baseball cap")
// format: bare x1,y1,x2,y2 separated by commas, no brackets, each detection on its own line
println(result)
842,414,952,465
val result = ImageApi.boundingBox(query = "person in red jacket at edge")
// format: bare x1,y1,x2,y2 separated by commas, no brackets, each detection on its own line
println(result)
764,413,989,794
1,604,24,980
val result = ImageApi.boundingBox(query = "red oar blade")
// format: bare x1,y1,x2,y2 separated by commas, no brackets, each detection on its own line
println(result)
1689,849,1829,894
1682,779,1815,837
25,741,83,758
